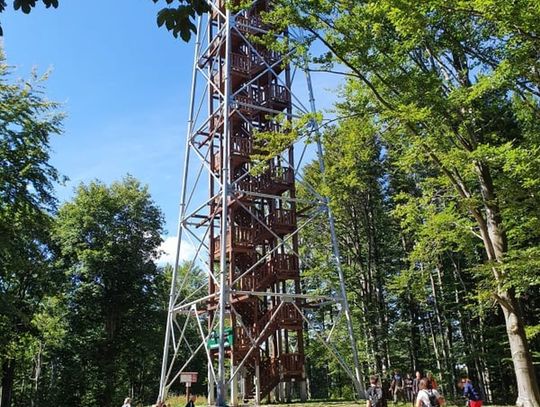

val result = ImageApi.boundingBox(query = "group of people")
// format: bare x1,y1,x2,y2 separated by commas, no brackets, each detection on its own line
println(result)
120,374,482,407
366,370,483,407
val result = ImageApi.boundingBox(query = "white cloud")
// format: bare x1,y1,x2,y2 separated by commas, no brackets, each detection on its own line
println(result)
157,235,197,266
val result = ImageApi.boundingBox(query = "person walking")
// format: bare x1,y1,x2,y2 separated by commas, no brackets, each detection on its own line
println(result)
458,378,483,407
391,370,406,404
416,378,445,407
404,373,414,402
412,371,422,406
367,375,387,407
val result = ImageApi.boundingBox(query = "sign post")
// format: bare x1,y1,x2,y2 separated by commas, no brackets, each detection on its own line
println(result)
180,372,198,403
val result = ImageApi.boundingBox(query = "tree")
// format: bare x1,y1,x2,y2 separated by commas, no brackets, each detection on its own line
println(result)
52,176,165,407
0,50,64,407
264,1,540,405
0,0,209,41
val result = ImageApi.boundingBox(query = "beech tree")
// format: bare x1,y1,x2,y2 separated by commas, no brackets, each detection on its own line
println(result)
265,0,540,405
0,51,64,407
51,177,165,407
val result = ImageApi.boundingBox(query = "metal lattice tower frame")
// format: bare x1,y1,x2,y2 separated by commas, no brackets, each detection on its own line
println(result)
158,1,365,405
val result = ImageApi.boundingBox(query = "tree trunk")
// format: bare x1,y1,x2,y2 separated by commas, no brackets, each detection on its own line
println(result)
426,313,442,376
478,318,493,403
31,342,43,407
472,161,540,407
498,290,540,407
1,360,15,407
433,265,457,397
407,292,419,373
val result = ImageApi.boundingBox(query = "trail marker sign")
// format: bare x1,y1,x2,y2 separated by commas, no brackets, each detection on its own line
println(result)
181,372,198,401
180,372,198,384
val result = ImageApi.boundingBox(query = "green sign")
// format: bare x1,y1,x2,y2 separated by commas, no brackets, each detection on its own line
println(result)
208,327,234,350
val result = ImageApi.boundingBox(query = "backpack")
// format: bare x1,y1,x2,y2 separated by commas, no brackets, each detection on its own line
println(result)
421,389,438,407
367,386,385,407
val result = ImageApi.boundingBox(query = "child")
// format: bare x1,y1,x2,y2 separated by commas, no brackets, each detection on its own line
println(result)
367,375,386,407
458,378,483,407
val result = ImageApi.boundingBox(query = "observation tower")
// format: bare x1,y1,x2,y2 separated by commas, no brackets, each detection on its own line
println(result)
158,1,364,405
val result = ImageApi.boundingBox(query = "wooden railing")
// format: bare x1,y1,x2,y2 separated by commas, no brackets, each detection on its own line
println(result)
238,263,275,291
266,208,296,229
236,15,268,34
234,325,253,353
269,166,294,186
256,307,274,337
272,253,299,280
261,84,290,107
213,226,257,255
231,135,253,157
234,168,293,195
236,254,297,290
277,302,302,328
231,53,251,75
235,92,260,115
280,352,304,375
252,46,281,66
234,226,257,247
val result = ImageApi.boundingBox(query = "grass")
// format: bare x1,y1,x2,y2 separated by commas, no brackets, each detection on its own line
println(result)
153,398,512,407
163,394,209,407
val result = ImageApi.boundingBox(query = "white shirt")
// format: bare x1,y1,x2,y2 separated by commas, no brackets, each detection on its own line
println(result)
416,389,441,407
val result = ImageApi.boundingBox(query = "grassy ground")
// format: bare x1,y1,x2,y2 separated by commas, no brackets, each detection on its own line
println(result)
158,399,511,407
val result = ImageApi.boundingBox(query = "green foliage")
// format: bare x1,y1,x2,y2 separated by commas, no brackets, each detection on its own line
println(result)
0,49,65,406
50,176,165,406
251,112,322,174
259,0,540,400
152,0,210,41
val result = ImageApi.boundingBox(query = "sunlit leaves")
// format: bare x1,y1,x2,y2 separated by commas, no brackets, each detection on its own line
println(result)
152,0,210,42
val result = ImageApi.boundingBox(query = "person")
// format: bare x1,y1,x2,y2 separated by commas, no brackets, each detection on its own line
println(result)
185,394,197,407
412,371,422,406
458,378,483,407
416,378,444,407
122,397,132,407
426,372,438,390
366,375,386,407
404,373,414,403
390,370,405,404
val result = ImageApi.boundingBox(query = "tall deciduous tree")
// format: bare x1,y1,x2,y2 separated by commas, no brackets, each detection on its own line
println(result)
52,176,164,407
0,51,63,407
266,0,540,405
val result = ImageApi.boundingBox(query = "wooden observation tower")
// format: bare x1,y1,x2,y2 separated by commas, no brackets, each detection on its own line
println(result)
158,1,364,405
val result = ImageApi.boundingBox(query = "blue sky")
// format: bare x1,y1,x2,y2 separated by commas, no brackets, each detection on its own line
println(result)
2,1,341,262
